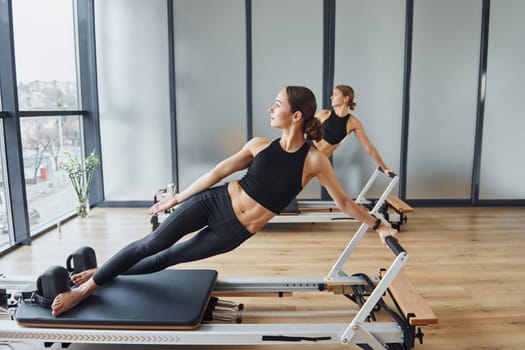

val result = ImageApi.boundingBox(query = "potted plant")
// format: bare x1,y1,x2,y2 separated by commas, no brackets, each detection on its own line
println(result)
62,151,100,217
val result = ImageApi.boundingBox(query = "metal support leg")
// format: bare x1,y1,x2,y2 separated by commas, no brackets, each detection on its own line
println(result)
341,251,408,346
327,223,369,278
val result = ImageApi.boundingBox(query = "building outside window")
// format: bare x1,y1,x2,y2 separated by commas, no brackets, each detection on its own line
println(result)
4,0,83,241
18,117,82,234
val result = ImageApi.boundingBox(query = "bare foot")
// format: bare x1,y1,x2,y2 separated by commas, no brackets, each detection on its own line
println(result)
51,289,85,316
51,278,97,317
71,268,97,286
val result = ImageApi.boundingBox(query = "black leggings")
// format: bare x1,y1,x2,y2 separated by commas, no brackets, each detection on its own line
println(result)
93,184,253,286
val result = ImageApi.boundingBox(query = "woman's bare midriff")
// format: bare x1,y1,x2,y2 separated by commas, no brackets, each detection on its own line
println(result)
228,181,275,233
313,139,338,158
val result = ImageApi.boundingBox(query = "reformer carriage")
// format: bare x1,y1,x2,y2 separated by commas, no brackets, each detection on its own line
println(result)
0,220,436,349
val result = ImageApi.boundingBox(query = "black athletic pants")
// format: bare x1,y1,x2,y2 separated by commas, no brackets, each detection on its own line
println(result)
93,184,253,286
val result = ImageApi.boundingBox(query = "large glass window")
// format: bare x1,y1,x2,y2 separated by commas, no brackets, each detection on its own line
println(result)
0,124,12,249
7,0,84,242
12,0,78,110
0,118,4,247
18,116,82,235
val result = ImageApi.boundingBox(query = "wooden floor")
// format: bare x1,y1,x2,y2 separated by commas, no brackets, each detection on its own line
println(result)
1,206,525,349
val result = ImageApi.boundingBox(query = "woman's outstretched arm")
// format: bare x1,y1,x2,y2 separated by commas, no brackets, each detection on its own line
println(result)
307,149,398,244
149,138,268,215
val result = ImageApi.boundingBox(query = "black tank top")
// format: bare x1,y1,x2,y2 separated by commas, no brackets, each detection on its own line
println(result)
239,138,310,214
322,110,350,145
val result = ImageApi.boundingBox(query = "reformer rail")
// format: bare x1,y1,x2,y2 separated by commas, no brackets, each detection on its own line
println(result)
1,224,433,349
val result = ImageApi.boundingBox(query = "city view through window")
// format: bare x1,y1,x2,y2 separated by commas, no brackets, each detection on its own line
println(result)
0,0,81,249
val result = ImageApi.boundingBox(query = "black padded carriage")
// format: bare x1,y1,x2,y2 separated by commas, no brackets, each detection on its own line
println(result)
15,269,218,330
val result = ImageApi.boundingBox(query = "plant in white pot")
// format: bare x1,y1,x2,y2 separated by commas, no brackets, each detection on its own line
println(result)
62,151,100,217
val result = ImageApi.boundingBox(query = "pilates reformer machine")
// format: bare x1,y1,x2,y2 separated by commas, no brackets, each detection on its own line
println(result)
0,222,437,349
151,167,414,231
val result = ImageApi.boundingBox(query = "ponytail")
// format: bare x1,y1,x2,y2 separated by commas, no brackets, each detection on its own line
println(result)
285,86,323,141
335,84,356,111
304,117,323,142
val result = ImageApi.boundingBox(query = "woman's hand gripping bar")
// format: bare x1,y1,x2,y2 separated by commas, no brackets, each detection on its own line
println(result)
385,235,405,256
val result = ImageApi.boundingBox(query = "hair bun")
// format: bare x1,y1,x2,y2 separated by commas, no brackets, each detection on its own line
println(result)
305,117,323,142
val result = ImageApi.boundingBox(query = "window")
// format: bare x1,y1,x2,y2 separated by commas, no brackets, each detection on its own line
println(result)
6,0,83,240
19,116,83,235
0,124,12,249
12,0,78,111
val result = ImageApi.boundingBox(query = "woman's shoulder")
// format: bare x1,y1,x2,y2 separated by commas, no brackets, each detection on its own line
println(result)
305,144,331,169
248,136,273,145
315,109,332,122
244,137,273,152
347,113,362,131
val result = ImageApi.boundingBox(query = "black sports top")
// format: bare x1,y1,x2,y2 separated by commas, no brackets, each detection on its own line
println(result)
239,138,310,214
321,110,350,145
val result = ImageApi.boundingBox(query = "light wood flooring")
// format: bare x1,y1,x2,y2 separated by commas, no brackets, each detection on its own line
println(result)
1,206,524,349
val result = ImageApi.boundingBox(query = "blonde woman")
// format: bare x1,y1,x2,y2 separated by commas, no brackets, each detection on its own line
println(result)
314,84,394,175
